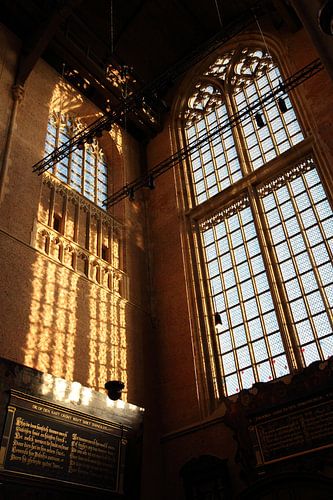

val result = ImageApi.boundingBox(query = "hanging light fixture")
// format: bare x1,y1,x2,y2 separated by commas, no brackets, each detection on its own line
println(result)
146,175,155,190
277,96,288,113
128,187,135,201
253,10,289,121
214,312,223,334
255,112,265,128
105,380,124,400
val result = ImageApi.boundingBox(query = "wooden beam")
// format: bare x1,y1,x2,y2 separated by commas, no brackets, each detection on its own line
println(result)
113,0,146,49
15,0,82,86
271,0,301,31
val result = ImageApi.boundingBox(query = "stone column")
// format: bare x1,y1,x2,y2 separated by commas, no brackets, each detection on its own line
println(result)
291,0,333,82
0,84,25,204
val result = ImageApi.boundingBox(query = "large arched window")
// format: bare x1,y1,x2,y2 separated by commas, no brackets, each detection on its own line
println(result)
180,46,333,397
45,112,108,207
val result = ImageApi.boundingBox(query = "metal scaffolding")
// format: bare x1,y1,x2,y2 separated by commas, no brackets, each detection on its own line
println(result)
104,58,323,207
32,5,261,176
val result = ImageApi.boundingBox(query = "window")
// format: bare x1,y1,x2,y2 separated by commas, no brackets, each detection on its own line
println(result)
45,112,108,207
102,244,109,262
181,46,333,397
36,110,126,295
53,213,62,232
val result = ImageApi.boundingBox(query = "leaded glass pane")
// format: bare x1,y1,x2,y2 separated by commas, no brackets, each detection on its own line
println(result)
185,96,243,204
45,113,109,207
234,63,304,171
200,200,288,396
185,48,333,400
260,160,333,366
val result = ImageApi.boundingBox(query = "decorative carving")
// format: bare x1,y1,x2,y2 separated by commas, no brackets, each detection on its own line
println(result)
204,51,235,79
12,84,25,102
185,82,224,124
184,47,277,124
41,172,123,231
257,155,315,197
199,194,250,231
230,48,274,91
35,221,126,296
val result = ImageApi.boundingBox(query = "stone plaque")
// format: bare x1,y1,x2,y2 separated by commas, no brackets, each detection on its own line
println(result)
0,390,127,493
249,392,333,465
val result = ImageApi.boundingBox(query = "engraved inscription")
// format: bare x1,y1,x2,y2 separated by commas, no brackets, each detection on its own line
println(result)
69,434,118,484
10,416,69,471
3,407,121,491
252,398,333,464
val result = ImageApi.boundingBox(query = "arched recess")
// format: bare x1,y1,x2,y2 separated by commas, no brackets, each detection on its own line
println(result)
170,31,333,412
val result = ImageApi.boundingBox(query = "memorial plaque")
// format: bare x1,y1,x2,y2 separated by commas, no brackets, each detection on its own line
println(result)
249,392,333,466
0,390,128,493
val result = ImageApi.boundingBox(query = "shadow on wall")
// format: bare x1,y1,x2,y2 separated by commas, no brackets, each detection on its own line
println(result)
21,78,128,398
24,253,128,398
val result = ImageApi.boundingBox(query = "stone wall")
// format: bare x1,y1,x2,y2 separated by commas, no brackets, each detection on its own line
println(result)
146,21,333,499
0,19,154,412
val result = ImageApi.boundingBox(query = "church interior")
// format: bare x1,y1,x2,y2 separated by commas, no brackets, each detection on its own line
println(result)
0,0,333,498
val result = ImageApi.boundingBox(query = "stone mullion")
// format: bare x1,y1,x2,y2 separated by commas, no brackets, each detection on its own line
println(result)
225,85,252,178
97,218,102,259
249,184,301,372
48,186,56,227
62,192,68,235
193,219,225,403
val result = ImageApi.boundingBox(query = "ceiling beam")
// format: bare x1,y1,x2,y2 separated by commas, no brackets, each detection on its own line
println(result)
47,33,161,138
113,0,147,49
15,0,82,86
271,0,301,31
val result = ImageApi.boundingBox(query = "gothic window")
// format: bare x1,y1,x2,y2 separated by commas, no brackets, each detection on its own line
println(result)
34,110,125,296
181,47,333,397
45,112,108,207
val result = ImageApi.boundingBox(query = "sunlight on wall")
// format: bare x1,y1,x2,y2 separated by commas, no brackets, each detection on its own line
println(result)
25,254,79,380
40,373,144,415
26,81,129,396
50,81,83,115
26,252,128,397
88,285,127,400
41,374,93,406
50,80,114,124
110,124,123,154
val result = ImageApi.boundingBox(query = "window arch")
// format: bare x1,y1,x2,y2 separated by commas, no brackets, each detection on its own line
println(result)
184,47,304,206
180,45,333,397
45,112,108,208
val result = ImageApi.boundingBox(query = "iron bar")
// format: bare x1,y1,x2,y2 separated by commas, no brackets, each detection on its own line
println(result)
32,3,264,175
104,58,323,207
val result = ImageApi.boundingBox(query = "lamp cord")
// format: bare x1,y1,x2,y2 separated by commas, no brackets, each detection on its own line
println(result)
110,0,114,55
253,9,281,82
214,0,223,27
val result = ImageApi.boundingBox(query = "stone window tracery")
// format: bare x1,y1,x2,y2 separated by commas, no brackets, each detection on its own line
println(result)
180,45,333,398
45,112,108,208
31,109,127,298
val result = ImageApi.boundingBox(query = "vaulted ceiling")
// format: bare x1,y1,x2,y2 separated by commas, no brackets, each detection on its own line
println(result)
0,0,300,140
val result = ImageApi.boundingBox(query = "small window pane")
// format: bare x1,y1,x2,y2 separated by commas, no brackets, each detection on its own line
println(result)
45,113,109,207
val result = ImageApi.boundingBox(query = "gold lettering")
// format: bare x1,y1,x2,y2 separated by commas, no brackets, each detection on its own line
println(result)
9,416,69,470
